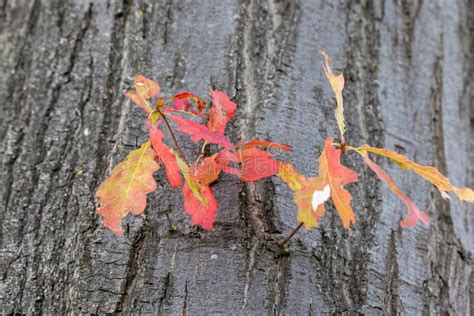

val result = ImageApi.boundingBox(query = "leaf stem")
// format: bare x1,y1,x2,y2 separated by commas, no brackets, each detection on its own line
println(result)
277,222,304,247
193,140,209,172
340,135,347,155
155,107,190,165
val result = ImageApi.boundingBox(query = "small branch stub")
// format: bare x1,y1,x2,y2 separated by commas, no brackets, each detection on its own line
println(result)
277,222,304,247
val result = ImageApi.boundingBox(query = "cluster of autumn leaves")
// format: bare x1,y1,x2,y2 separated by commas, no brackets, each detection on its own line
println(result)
96,75,292,236
96,51,473,237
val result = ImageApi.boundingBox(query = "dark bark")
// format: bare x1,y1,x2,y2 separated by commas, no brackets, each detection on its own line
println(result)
0,0,472,314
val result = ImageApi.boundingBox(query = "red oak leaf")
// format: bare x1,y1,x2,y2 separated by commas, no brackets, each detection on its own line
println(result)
215,149,242,177
208,90,237,133
171,92,194,111
182,181,217,230
238,148,280,182
192,155,222,185
168,114,233,148
147,121,182,187
216,148,281,182
171,98,191,111
320,51,345,139
175,153,219,230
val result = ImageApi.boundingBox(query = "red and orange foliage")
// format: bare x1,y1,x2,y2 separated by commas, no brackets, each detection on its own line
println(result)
96,52,473,238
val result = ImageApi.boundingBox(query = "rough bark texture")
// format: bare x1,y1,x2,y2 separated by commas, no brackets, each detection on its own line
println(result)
0,0,472,314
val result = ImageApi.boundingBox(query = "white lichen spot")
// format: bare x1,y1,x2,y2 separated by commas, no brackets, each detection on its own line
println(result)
210,254,218,260
312,184,331,212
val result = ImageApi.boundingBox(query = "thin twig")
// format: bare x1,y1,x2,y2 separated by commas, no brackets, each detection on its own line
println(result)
277,222,304,247
193,140,209,171
155,107,189,165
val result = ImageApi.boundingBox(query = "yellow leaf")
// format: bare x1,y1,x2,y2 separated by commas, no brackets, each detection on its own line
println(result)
352,145,474,202
294,177,327,228
455,188,474,202
277,163,304,191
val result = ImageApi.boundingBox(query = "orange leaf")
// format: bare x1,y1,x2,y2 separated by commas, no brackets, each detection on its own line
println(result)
278,138,357,229
320,138,358,228
96,142,159,236
361,152,429,227
353,145,474,202
320,50,345,139
124,75,160,114
134,74,160,98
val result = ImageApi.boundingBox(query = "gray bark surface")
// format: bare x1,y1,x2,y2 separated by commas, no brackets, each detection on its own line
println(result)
0,0,472,314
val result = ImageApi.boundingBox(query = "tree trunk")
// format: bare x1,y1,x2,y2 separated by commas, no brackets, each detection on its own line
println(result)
1,0,472,314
